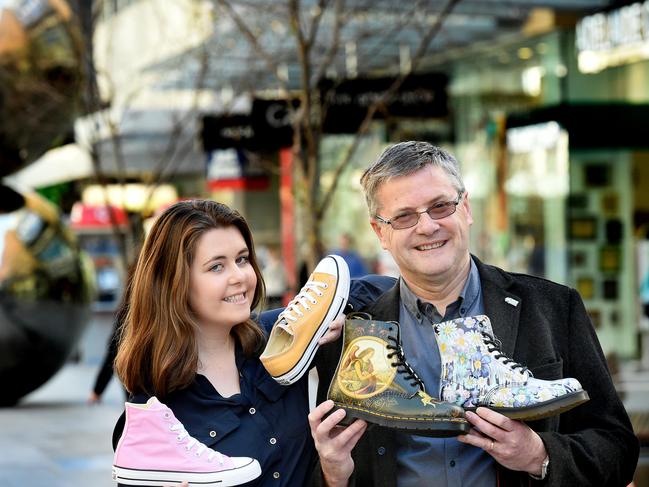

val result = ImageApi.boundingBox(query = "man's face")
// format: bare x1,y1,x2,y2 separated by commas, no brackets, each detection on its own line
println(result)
370,165,473,287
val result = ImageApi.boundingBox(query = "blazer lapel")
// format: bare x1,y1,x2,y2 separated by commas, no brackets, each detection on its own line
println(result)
474,257,521,358
362,281,401,322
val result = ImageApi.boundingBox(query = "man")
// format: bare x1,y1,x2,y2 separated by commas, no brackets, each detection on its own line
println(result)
308,141,638,486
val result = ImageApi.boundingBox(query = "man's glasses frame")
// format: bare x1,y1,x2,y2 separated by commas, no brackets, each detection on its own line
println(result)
374,192,464,230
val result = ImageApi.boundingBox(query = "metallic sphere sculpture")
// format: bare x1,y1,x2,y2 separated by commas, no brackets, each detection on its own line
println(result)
0,1,93,405
0,186,95,406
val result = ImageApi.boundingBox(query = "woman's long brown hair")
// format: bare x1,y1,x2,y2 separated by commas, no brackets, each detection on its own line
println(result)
115,200,266,398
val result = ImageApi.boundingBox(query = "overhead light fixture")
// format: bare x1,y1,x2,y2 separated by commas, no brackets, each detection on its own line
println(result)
518,47,533,60
554,64,567,77
521,66,544,96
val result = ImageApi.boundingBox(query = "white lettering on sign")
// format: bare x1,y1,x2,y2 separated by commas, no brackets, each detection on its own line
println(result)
576,0,649,72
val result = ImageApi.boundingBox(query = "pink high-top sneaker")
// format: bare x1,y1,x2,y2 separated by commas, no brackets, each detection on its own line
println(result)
112,397,261,486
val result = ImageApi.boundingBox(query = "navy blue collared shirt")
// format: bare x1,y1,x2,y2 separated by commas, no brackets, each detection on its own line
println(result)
395,259,496,487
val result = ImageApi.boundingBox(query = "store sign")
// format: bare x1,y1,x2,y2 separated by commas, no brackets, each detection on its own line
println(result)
70,203,129,230
506,121,562,154
576,1,649,73
320,73,448,134
201,99,296,152
206,148,269,191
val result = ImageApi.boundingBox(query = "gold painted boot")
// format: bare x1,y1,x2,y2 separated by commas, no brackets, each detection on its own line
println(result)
327,314,468,437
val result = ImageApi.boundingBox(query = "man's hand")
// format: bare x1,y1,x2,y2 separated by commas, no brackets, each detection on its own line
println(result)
457,407,547,476
308,400,367,487
318,314,345,345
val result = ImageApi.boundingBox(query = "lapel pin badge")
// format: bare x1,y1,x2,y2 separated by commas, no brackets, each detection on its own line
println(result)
505,297,519,307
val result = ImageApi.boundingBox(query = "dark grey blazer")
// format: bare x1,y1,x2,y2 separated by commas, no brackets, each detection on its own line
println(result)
313,256,638,486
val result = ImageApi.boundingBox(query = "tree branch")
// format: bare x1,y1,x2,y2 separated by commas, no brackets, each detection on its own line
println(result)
318,0,462,219
215,0,290,94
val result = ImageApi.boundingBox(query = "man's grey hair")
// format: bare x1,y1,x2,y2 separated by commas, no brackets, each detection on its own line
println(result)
360,141,466,217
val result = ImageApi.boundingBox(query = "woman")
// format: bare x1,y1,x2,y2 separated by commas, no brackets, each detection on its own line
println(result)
113,200,326,486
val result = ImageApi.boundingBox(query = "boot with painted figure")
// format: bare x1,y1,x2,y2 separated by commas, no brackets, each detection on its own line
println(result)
327,313,469,437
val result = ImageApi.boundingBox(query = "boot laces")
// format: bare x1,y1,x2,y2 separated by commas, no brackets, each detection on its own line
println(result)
386,334,425,389
279,280,328,324
170,423,225,465
481,332,528,374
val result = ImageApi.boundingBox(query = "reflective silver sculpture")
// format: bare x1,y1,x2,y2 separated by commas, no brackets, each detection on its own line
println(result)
0,1,92,405
0,0,84,177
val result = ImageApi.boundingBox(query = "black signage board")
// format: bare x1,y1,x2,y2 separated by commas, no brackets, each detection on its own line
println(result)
201,114,254,151
201,99,296,152
507,103,649,149
320,73,448,134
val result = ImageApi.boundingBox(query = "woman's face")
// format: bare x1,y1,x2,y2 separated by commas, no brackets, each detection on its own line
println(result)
188,226,257,330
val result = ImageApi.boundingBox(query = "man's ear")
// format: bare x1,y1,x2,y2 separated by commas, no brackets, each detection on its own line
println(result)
463,191,474,226
370,218,389,250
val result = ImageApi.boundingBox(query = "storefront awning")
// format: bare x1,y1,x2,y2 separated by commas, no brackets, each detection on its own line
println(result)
5,143,93,188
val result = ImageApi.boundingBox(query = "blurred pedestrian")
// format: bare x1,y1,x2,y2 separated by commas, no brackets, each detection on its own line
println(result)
331,233,369,278
87,313,125,404
260,244,287,309
641,267,649,320
88,263,136,404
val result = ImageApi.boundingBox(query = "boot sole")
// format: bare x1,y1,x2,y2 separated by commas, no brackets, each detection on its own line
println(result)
329,403,470,438
112,459,261,486
466,389,590,421
271,255,350,385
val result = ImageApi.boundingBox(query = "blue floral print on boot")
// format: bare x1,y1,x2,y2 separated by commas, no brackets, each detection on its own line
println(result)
435,315,589,421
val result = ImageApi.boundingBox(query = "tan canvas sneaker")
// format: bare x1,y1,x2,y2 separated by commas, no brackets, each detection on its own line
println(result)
260,255,350,385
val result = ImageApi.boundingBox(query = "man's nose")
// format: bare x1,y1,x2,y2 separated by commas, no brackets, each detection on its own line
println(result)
414,210,440,233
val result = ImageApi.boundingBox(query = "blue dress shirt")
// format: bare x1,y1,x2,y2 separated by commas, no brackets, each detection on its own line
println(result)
395,259,497,487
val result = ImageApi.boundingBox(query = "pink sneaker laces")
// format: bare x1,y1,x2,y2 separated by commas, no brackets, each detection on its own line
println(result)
169,423,225,465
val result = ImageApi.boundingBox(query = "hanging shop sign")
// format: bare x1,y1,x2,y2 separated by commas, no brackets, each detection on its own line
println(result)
319,73,448,134
206,148,269,191
576,1,649,73
201,99,296,152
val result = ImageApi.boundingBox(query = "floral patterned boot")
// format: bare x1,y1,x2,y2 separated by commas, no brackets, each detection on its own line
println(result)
436,315,589,421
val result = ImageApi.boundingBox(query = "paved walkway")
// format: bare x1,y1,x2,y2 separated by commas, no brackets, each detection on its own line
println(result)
0,313,124,487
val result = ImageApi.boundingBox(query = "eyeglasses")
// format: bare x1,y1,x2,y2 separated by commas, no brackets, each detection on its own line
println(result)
375,192,464,230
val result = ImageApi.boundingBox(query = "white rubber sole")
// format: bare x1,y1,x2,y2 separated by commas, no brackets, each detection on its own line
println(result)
273,255,350,385
112,458,261,486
